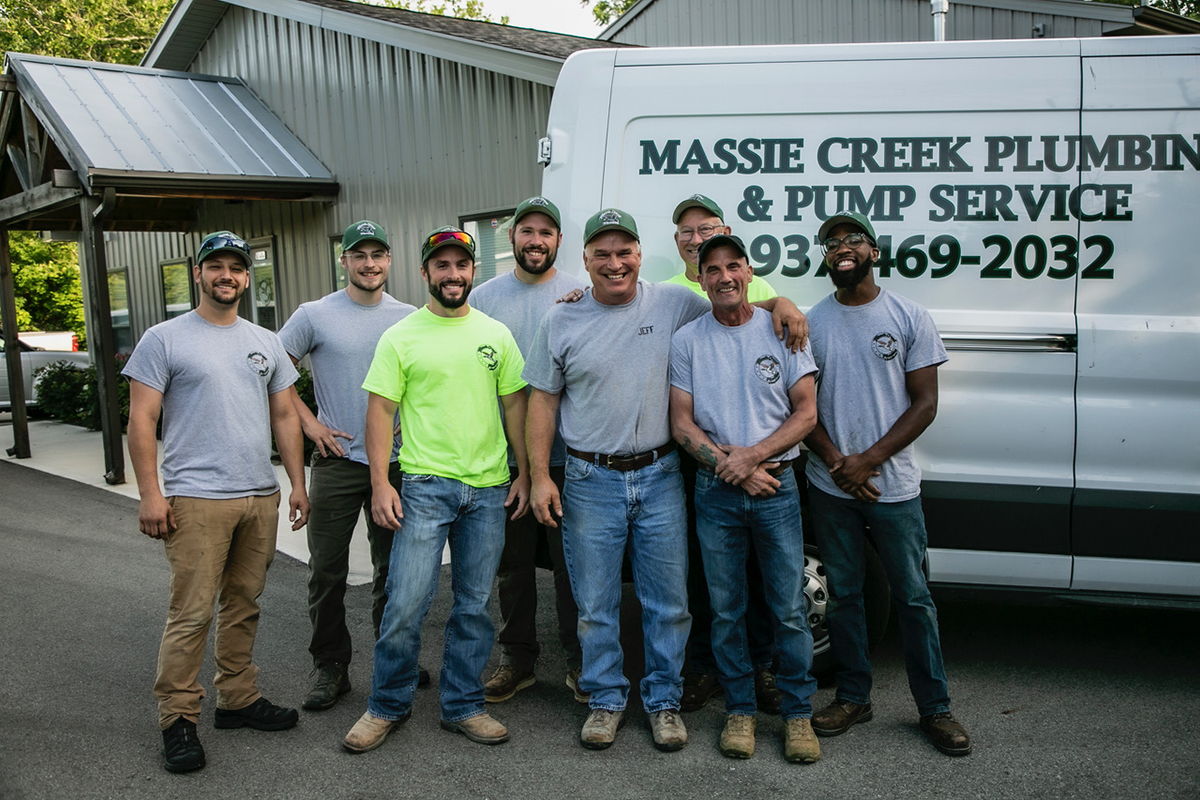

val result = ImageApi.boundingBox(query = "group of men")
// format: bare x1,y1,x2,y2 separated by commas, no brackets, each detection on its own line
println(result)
124,192,971,775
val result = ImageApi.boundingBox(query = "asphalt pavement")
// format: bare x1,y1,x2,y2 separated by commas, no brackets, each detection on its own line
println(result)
1,460,1197,800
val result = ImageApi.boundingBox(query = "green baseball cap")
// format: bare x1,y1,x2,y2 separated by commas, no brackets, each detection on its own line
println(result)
512,196,561,229
697,234,749,266
818,211,877,243
583,208,639,245
196,231,251,268
421,226,476,263
342,220,390,251
672,193,724,224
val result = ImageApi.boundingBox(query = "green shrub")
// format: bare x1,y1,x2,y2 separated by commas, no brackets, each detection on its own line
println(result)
33,354,130,431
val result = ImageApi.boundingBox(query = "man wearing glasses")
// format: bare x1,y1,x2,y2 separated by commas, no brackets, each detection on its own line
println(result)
277,221,419,713
470,198,587,706
802,211,971,757
344,227,529,753
124,231,309,773
665,194,777,302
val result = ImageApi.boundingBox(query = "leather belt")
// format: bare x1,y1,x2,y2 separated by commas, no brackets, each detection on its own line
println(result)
567,441,676,472
698,458,793,477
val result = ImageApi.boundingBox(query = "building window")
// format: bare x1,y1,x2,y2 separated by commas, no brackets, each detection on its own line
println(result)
107,269,133,353
461,210,515,282
330,237,348,293
243,236,279,331
160,258,193,319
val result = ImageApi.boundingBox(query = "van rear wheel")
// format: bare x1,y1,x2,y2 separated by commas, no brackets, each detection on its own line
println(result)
804,542,891,678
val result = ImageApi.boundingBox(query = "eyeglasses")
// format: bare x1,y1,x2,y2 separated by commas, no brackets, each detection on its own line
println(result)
822,233,874,252
676,224,723,240
344,250,391,265
426,230,474,250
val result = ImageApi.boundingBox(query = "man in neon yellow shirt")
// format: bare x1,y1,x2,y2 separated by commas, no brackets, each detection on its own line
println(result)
343,227,530,754
664,194,777,302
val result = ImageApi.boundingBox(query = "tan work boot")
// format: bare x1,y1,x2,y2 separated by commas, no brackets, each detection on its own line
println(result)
783,717,821,763
440,712,510,745
719,714,756,759
648,708,688,752
580,708,624,750
343,710,405,753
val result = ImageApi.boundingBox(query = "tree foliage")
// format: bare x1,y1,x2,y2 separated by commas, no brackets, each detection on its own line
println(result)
0,0,174,65
1101,0,1200,20
580,0,639,27
373,0,509,24
0,233,87,346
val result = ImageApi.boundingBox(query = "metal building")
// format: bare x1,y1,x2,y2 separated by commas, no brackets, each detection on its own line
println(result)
598,0,1200,46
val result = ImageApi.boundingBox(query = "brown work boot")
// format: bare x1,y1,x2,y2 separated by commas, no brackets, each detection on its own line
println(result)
718,714,756,759
920,712,972,756
483,664,536,703
783,718,821,764
565,668,590,704
343,710,407,753
440,712,510,745
811,699,874,736
580,708,624,750
648,708,688,752
680,672,721,712
755,670,783,715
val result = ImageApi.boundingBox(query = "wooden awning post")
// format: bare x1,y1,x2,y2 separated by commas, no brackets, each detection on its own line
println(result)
0,224,31,458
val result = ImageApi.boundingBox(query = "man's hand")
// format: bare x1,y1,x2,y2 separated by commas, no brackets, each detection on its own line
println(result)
557,288,584,304
138,494,175,540
371,483,404,530
289,488,311,530
302,417,351,458
740,465,782,498
830,454,882,502
714,445,763,486
768,297,809,352
506,472,531,521
530,474,562,528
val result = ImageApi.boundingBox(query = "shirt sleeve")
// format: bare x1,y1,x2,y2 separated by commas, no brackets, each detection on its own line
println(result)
267,334,300,394
120,328,171,393
362,333,407,404
785,342,819,389
905,305,949,372
668,332,694,394
277,304,313,361
496,327,528,396
521,312,563,394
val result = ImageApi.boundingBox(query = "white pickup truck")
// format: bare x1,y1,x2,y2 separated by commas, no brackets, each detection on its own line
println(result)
538,35,1200,654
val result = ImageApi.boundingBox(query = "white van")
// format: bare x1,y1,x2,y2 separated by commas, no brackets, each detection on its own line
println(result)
539,36,1200,624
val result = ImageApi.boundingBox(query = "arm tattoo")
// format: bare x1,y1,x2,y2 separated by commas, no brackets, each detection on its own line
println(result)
682,436,719,468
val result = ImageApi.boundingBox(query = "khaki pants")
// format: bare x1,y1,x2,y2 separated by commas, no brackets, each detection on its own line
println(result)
154,493,279,729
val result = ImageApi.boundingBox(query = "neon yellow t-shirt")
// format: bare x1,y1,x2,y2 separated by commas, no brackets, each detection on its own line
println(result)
664,269,778,302
362,306,526,488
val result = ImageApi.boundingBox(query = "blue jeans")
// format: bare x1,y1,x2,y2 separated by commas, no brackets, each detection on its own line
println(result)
561,451,690,713
369,474,507,723
808,488,951,717
694,468,816,719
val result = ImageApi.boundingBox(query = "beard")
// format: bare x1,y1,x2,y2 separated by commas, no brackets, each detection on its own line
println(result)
829,258,873,289
515,243,558,275
199,275,244,306
427,277,472,309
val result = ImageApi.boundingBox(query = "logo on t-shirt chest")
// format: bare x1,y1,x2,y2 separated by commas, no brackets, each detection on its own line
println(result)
246,351,272,376
754,355,782,384
476,344,499,371
871,332,900,362
639,325,654,336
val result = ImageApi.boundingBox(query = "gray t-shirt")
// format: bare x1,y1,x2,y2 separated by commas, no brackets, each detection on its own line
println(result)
524,281,710,455
804,288,948,503
670,307,818,463
278,290,415,465
471,269,587,467
122,312,299,499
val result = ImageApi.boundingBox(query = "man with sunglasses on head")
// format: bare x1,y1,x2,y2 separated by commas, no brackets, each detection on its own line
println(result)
124,231,310,774
277,221,421,714
802,211,971,757
470,198,587,706
666,194,783,717
343,226,529,754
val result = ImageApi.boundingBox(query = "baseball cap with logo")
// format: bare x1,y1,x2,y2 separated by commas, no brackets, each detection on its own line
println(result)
512,196,562,230
196,231,251,268
421,226,476,263
583,208,639,245
342,220,390,251
672,193,724,224
818,210,877,244
697,234,750,267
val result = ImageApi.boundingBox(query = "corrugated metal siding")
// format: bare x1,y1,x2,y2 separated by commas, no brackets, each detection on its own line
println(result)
110,5,552,339
608,0,1119,45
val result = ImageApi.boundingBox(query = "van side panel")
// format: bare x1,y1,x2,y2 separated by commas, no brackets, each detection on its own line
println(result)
1074,47,1200,573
